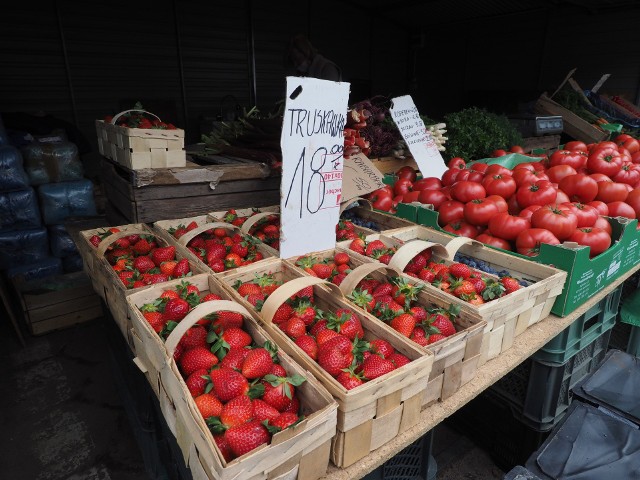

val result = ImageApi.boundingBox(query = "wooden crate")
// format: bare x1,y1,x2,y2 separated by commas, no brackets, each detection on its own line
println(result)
379,226,567,365
12,271,103,335
535,93,608,144
127,278,338,480
220,258,434,468
100,158,280,224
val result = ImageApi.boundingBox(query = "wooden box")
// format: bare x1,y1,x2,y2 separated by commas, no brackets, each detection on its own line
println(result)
12,271,103,335
535,93,608,144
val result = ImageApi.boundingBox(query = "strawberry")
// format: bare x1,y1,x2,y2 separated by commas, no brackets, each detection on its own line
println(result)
133,256,155,273
225,421,269,458
292,302,316,326
206,244,227,263
246,292,265,307
195,393,223,419
210,368,249,402
237,282,263,297
185,368,210,397
418,268,436,282
336,369,364,390
270,364,287,377
410,327,429,346
221,327,252,349
89,234,101,247
316,328,340,346
390,313,416,338
409,306,427,322
317,335,354,377
453,280,476,298
178,325,208,351
347,289,375,312
311,263,332,279
272,303,294,324
430,314,456,337
369,339,394,359
201,292,223,302
214,434,234,462
449,263,471,280
149,273,170,284
220,395,254,428
132,238,152,255
361,354,396,380
163,298,190,321
337,263,351,274
373,283,394,298
290,285,314,302
349,238,366,255
252,399,280,423
268,412,299,431
283,317,306,340
470,277,487,295
365,239,387,257
387,352,411,368
501,276,521,294
210,311,244,333
241,348,274,379
230,242,249,258
332,273,347,286
151,246,176,266
404,253,427,274
427,333,447,344
173,258,190,277
143,311,165,333
294,335,318,360
118,270,135,286
334,252,350,265
378,253,394,265
262,374,305,412
220,347,250,370
225,253,243,269
160,261,177,276
309,319,328,337
179,347,218,376
327,309,364,340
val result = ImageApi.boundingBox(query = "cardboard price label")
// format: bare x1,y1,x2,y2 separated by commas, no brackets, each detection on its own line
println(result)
280,77,350,258
390,95,447,178
341,153,385,203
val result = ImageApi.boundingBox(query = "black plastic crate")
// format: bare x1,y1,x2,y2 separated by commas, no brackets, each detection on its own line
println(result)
363,430,436,480
490,328,611,431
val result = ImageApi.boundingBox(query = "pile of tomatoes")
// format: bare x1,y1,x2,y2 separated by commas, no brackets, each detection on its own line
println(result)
366,134,640,258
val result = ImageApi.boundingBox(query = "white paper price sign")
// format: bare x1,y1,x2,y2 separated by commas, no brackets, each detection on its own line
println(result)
390,95,447,178
280,77,350,258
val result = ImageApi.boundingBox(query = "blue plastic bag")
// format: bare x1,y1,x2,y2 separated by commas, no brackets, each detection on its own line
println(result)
6,256,63,282
0,146,30,191
48,224,78,258
38,179,97,225
0,227,49,269
0,188,42,232
62,253,84,273
21,142,84,185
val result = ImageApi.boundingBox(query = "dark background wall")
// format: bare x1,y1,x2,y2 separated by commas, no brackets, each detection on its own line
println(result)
1,1,639,161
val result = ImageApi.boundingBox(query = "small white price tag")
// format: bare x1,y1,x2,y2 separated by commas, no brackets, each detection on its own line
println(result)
389,95,447,178
280,77,350,258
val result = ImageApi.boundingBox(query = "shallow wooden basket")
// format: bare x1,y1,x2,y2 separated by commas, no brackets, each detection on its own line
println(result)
220,258,435,468
285,250,486,405
339,198,414,237
381,225,567,365
208,205,280,222
206,210,281,257
127,281,337,480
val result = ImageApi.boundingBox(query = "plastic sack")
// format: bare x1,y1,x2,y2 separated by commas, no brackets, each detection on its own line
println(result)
0,187,42,232
6,256,63,283
48,224,78,258
0,145,30,191
38,179,97,225
0,227,49,269
21,141,84,185
62,253,84,273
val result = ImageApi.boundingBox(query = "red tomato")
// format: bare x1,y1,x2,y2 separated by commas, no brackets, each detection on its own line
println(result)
568,227,612,257
368,187,394,211
587,146,623,177
562,202,598,227
549,150,587,170
396,166,417,181
595,141,620,151
515,228,561,257
476,233,511,250
514,161,546,173
471,163,489,173
516,181,557,208
447,157,466,170
547,165,577,183
442,168,462,186
486,195,509,213
618,147,632,163
632,151,640,164
393,178,414,196
596,181,629,203
615,134,640,154
464,198,499,226
607,201,636,219
507,195,521,215
443,221,478,238
556,189,571,204
437,200,465,226
564,141,588,152
402,191,420,203
510,145,525,154
450,181,486,203
589,173,612,182
485,164,512,177
519,205,543,221
594,216,613,235
467,171,485,183
482,174,517,198
417,189,448,209
531,204,578,240
413,177,443,191
587,200,608,216
513,168,549,187
491,149,508,157
488,213,531,241
612,162,640,186
559,174,598,203
626,188,640,218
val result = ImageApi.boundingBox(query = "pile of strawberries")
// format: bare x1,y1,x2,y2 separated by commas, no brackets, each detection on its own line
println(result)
222,209,280,251
233,277,413,390
336,219,359,241
348,238,398,264
168,221,265,272
294,252,354,286
88,228,193,288
138,281,307,461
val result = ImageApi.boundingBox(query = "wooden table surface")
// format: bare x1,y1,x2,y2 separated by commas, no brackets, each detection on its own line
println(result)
322,266,638,479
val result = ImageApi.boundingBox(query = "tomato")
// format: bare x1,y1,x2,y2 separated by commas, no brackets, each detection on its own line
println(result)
437,200,465,226
447,157,466,170
615,134,640,154
587,200,608,216
531,204,578,240
464,198,499,226
595,141,620,151
519,205,543,221
413,177,443,191
476,233,511,250
510,145,525,154
562,202,598,227
507,195,520,215
568,227,612,257
491,149,508,157
607,201,636,219
558,174,598,203
513,168,549,187
488,212,531,241
626,188,640,218
486,195,509,213
596,181,628,203
587,146,623,176
482,174,517,198
396,166,417,181
417,189,448,208
466,171,484,183
443,221,478,238
402,191,420,203
555,189,570,204
516,228,561,257
514,161,546,173
442,168,462,186
393,178,414,196
589,173,611,182
516,181,557,208
564,141,588,152
455,170,471,182
485,164,512,177
471,163,489,173
632,151,640,164
594,216,613,235
450,181,486,203
612,162,640,186
371,194,393,211
549,150,587,170
546,165,577,184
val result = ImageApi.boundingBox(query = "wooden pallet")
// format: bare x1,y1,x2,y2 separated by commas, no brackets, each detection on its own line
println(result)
100,158,280,224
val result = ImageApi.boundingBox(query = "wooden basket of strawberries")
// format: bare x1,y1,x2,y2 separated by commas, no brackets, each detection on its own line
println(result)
219,258,434,468
126,275,337,480
208,208,281,256
337,197,413,241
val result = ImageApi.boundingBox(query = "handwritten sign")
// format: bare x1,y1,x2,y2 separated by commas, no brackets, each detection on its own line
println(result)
341,153,385,203
389,95,447,178
280,77,350,258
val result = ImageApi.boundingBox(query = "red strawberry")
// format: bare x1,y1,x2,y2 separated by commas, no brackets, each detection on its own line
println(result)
453,280,476,298
404,253,427,274
151,246,176,266
390,313,416,338
160,261,177,276
387,352,411,368
317,335,354,377
430,314,456,337
221,327,252,349
132,238,152,255
409,306,427,322
163,298,190,321
270,364,287,377
221,347,250,370
118,270,135,286
89,234,101,247
210,368,249,402
310,319,328,337
283,317,306,340
230,242,249,258
133,256,155,273
349,238,366,255
292,302,316,326
361,354,396,380
427,333,447,344
410,327,429,346
294,335,318,360
201,293,223,302
269,412,299,431
225,421,269,458
336,369,364,390
211,311,244,332
373,283,394,298
185,368,210,397
365,239,387,257
449,263,471,279
143,311,165,333
237,282,263,298
262,374,305,412
327,309,364,340
179,347,218,376
220,394,254,428
206,244,227,263
214,433,234,462
173,258,190,277
369,339,394,359
272,303,294,324
311,263,332,279
418,269,436,282
347,289,375,312
194,393,223,419
252,399,280,423
501,276,521,294
332,273,346,286
178,325,208,351
470,277,487,294
241,348,274,379
246,292,265,307
334,252,350,265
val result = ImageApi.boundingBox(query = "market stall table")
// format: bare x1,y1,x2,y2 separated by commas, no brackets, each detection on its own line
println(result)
321,266,638,480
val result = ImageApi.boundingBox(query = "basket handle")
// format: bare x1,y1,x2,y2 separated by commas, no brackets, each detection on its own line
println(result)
443,236,484,258
260,277,343,324
177,222,241,247
110,109,161,125
164,300,253,356
240,211,280,235
96,229,151,258
338,262,402,296
387,239,449,273
339,197,373,215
